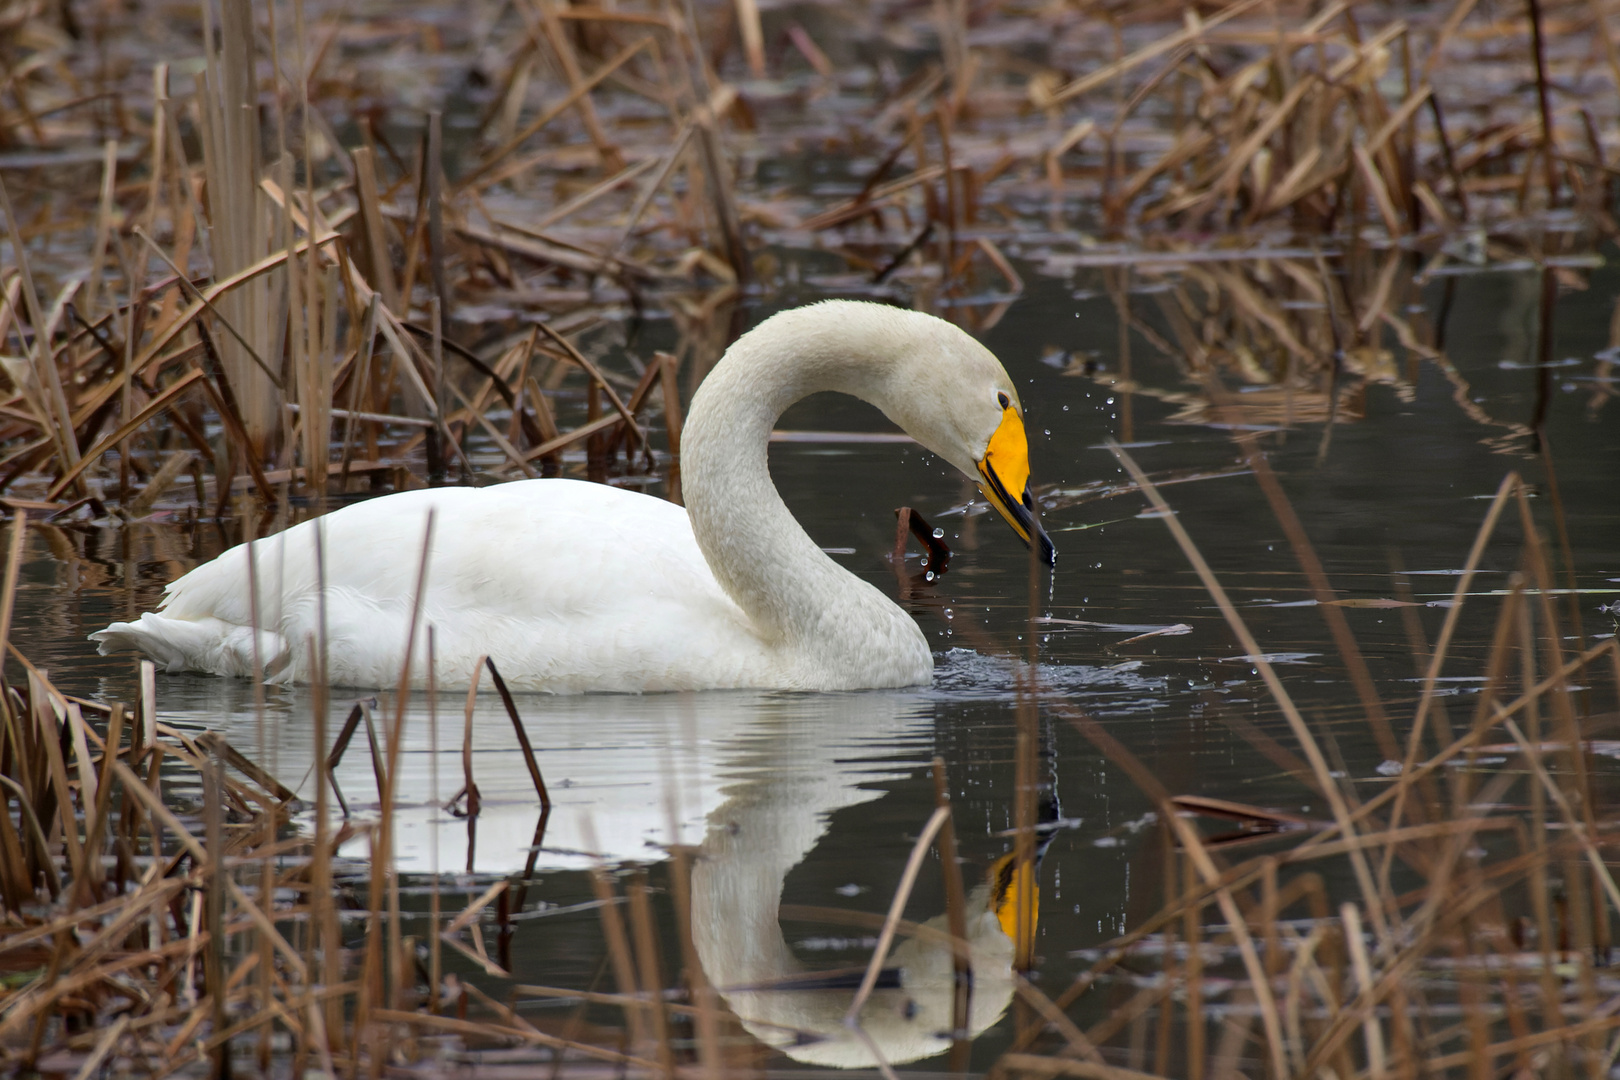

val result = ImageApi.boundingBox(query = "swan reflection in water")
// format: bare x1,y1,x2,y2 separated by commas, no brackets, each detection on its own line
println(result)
184,669,1065,1068
690,696,1058,1068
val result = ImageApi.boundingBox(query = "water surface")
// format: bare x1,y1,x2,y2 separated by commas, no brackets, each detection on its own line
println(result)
10,254,1619,1070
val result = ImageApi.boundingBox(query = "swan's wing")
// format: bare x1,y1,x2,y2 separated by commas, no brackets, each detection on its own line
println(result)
96,480,766,690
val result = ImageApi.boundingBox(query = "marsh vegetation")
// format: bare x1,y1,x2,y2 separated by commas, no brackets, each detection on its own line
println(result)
0,0,1618,1075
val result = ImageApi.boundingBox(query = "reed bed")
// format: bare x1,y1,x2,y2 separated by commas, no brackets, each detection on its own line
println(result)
1046,241,1593,457
1014,456,1620,1080
0,453,1611,1077
0,0,1616,513
0,0,1616,1075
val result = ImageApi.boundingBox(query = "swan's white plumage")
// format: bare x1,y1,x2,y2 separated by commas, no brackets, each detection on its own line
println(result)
92,300,1036,692
97,481,785,690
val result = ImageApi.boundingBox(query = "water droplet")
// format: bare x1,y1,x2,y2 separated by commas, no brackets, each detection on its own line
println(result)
1043,428,1051,436
924,571,936,582
932,527,944,538
1106,396,1115,405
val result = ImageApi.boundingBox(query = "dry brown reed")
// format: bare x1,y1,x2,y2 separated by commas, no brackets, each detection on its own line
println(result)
1042,239,1599,459
999,452,1620,1080
2,0,1616,514
0,452,1610,1077
0,642,640,1076
0,0,1616,1074
1,0,736,518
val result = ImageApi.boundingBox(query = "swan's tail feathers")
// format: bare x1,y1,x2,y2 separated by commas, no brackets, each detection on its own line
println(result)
90,615,287,679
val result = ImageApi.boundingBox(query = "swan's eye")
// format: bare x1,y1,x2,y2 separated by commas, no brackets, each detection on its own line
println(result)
997,391,1010,410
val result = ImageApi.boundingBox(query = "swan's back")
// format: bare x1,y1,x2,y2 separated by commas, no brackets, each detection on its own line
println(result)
97,481,772,691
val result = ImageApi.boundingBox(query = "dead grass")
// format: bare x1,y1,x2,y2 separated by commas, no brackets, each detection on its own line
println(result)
0,0,1616,514
0,447,1611,1077
997,459,1616,1080
0,0,1616,1075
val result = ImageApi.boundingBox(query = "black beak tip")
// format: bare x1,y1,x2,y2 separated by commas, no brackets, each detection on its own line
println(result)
1019,484,1056,568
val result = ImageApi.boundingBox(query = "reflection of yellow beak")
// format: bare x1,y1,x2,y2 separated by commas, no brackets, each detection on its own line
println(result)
976,404,1056,566
989,850,1039,942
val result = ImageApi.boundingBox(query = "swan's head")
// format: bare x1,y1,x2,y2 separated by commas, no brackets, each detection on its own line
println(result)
863,306,1057,567
704,300,1056,566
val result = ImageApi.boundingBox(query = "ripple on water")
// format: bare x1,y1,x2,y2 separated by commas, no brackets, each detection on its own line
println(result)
930,647,1168,714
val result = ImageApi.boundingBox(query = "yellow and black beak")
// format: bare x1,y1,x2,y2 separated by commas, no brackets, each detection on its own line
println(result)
989,850,1039,943
977,402,1056,567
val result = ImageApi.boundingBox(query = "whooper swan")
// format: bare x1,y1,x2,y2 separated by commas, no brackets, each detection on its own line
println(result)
91,300,1054,691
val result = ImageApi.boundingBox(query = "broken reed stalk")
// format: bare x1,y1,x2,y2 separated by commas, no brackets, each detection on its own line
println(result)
426,627,443,1014
586,861,653,1055
846,806,951,1025
665,844,725,1077
0,513,25,664
481,657,549,807
932,757,971,991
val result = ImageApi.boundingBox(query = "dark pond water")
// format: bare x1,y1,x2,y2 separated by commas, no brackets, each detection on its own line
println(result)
9,252,1619,1071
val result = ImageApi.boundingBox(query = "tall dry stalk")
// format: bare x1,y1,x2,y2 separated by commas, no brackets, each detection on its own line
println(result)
195,0,281,460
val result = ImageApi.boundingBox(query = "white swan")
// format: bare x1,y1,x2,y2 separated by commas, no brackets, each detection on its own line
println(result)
91,300,1054,692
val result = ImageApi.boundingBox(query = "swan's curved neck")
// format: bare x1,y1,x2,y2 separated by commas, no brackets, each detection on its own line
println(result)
681,306,908,647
